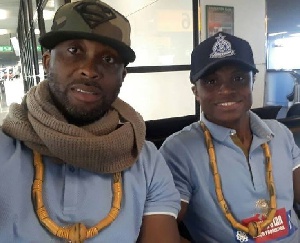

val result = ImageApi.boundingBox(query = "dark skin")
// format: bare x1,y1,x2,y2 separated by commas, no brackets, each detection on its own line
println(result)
43,39,126,126
178,64,300,242
43,39,180,243
192,64,254,150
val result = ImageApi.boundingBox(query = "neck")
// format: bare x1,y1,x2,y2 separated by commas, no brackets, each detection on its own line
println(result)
230,118,252,151
235,128,253,152
205,112,253,149
234,119,252,138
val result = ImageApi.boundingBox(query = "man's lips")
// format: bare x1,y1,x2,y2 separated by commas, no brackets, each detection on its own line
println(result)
73,88,98,95
70,85,102,103
217,101,238,107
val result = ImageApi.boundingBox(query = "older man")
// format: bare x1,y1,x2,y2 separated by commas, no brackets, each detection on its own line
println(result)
0,1,180,242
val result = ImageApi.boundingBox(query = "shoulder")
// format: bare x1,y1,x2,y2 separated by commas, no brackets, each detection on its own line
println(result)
159,122,206,177
159,122,205,164
161,122,202,149
134,140,179,190
263,118,288,129
258,119,299,150
0,128,19,156
263,119,294,137
250,111,293,139
132,140,181,216
0,128,31,170
138,140,163,166
0,127,14,142
134,140,170,174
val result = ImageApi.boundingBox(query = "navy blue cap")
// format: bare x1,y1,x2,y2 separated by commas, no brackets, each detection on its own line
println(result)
190,32,259,83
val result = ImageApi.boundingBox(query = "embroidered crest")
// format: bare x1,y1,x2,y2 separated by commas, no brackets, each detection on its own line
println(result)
209,33,235,58
74,1,117,29
236,231,249,242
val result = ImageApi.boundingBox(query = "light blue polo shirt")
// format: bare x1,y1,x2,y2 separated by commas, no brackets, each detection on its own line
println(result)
0,130,180,242
160,111,300,242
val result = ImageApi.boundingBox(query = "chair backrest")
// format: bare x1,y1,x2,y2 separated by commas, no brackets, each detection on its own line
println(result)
278,116,300,148
286,103,300,118
145,115,198,148
251,106,283,119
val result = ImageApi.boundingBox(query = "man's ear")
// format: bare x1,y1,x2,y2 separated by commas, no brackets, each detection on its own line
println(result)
251,74,256,90
191,83,201,103
42,50,51,73
191,85,197,95
122,68,127,80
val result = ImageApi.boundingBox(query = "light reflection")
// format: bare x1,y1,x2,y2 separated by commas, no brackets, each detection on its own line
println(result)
0,9,8,20
269,34,300,69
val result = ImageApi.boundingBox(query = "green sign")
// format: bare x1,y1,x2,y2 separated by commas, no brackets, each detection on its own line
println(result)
0,45,42,53
0,46,13,52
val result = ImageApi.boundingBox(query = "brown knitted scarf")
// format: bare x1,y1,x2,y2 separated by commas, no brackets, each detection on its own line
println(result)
2,80,146,174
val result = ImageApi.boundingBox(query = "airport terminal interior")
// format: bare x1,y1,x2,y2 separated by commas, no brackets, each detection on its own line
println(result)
1,0,300,125
2,2,300,242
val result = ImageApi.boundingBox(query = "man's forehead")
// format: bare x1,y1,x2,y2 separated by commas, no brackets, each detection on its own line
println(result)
202,63,253,77
55,39,120,52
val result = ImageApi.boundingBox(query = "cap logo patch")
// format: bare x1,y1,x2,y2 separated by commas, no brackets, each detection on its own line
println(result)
55,16,67,26
74,2,117,29
210,33,235,59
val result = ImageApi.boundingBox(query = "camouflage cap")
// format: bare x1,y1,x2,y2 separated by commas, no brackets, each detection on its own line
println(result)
39,0,135,64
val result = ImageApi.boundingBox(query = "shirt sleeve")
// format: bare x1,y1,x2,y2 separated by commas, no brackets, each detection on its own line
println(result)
285,125,300,170
159,135,194,203
274,121,300,170
142,141,181,218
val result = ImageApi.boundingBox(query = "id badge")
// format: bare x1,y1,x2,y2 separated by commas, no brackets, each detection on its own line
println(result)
234,208,295,242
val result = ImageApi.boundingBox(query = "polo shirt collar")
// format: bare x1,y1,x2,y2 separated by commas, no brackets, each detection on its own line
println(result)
200,111,274,143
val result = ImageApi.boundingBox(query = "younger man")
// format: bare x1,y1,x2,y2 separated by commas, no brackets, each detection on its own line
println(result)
160,32,300,242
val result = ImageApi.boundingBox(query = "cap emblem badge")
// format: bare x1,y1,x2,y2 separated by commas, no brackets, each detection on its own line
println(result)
74,1,117,29
210,33,235,59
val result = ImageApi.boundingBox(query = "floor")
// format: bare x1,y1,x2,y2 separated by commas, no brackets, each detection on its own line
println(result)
0,78,24,125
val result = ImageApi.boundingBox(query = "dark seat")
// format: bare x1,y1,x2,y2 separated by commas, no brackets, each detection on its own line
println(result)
251,106,283,119
145,115,198,148
286,103,300,118
145,107,283,146
278,116,300,147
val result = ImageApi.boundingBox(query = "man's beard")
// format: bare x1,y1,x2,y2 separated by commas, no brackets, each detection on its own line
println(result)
47,72,120,126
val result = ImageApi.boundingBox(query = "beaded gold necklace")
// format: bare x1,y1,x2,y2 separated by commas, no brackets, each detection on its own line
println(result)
32,151,122,242
200,122,277,237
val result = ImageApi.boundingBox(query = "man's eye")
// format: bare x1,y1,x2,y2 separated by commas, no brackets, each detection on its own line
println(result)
68,47,79,54
203,79,217,85
233,76,245,82
102,55,115,64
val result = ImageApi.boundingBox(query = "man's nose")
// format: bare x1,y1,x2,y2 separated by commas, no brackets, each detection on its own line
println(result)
79,58,101,79
218,81,236,93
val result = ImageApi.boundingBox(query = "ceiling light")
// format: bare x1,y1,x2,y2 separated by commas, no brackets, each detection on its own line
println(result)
0,9,8,20
268,32,287,37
